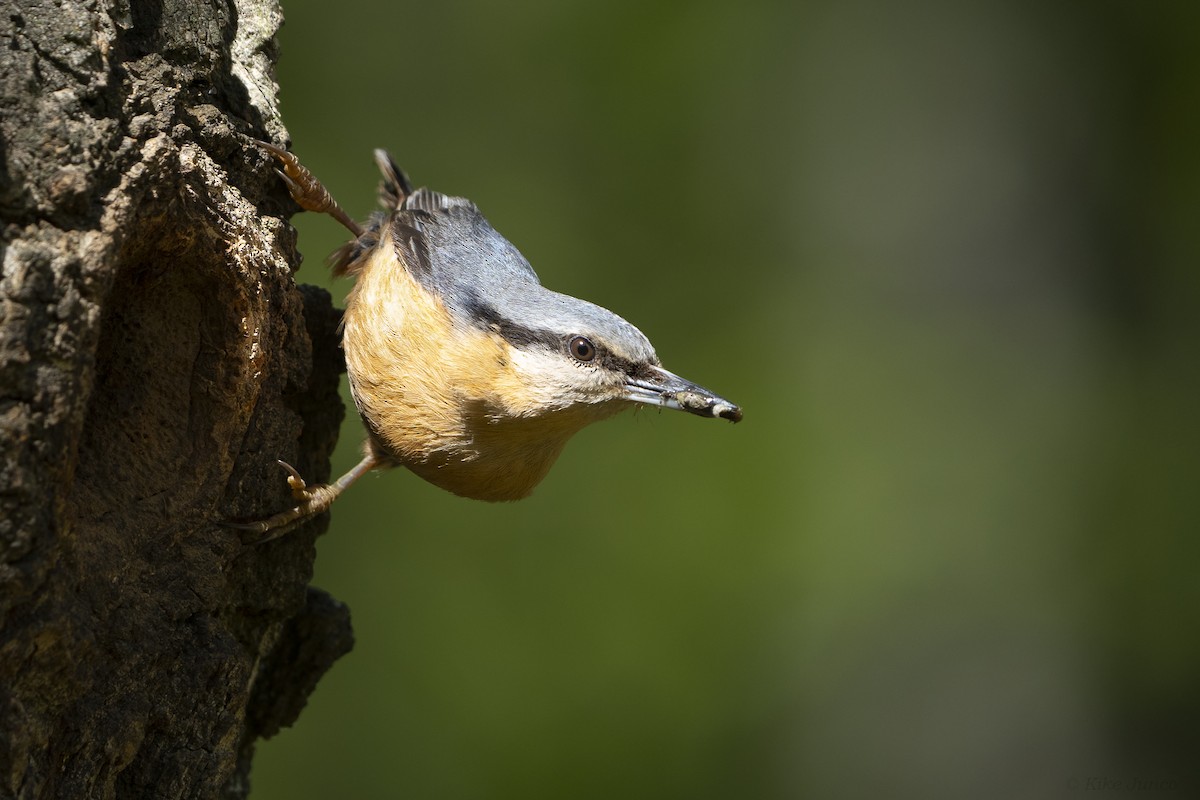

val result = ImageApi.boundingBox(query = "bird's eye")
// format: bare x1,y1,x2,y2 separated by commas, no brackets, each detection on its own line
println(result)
568,335,596,363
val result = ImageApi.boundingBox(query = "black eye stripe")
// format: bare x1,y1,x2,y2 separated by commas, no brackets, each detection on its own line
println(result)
599,350,637,375
463,295,647,376
465,296,561,351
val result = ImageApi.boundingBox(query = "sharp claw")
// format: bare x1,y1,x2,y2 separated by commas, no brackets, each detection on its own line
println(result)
276,459,303,480
221,520,270,534
274,168,302,195
221,513,308,542
253,138,290,159
276,460,312,501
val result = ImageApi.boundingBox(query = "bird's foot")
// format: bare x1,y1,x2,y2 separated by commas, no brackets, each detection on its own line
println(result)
251,138,363,235
225,460,340,542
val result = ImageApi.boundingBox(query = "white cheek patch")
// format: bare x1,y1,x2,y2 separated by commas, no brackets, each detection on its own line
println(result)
509,348,614,410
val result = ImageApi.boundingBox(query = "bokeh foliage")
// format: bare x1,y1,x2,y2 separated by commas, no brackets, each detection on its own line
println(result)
254,1,1200,797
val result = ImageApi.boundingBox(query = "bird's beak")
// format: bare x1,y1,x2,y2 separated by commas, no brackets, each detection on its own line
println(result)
623,366,742,423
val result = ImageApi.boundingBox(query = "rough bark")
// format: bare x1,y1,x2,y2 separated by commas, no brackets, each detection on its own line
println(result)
0,1,352,798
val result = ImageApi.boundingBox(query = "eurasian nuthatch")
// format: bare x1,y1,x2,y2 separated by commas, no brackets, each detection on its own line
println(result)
242,142,741,536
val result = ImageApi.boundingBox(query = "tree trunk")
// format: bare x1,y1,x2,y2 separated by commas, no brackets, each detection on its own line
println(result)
0,1,352,797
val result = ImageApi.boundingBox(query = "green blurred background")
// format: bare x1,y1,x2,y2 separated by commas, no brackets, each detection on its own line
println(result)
253,1,1199,797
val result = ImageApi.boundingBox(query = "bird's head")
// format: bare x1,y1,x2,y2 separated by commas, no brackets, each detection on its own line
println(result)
464,286,742,427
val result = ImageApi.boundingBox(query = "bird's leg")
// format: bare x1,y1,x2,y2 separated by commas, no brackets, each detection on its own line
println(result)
229,453,379,542
253,139,364,237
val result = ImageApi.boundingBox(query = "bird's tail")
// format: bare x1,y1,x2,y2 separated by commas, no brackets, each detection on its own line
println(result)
374,149,414,211
329,150,412,277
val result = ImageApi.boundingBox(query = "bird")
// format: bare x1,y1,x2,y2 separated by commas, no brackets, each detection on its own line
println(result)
240,141,741,538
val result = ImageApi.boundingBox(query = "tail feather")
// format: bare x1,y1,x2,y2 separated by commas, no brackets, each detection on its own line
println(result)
374,149,413,211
